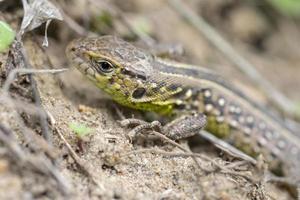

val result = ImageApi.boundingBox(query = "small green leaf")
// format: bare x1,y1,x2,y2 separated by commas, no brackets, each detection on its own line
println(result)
69,122,93,138
0,21,15,52
268,0,300,17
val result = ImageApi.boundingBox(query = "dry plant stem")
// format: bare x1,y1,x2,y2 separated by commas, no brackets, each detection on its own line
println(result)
154,129,255,177
0,94,58,159
3,68,68,92
263,170,300,195
106,2,183,56
168,0,297,118
2,64,67,144
4,96,55,118
119,117,203,170
119,117,205,191
123,148,255,183
61,10,97,37
54,1,99,37
199,130,257,165
4,39,64,143
121,118,264,184
201,130,300,191
112,8,155,46
225,160,250,169
0,87,71,194
92,1,156,46
0,124,26,160
151,130,204,172
123,148,217,164
0,124,71,196
150,131,191,153
55,127,104,190
146,129,212,175
117,112,269,193
120,118,256,181
28,72,51,142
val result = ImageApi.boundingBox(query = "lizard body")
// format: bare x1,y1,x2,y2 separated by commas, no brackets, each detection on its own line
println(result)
66,35,300,179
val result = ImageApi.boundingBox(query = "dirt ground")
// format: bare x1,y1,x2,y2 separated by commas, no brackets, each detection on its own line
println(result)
0,0,300,199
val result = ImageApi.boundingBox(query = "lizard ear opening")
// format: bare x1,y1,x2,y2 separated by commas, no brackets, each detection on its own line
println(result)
132,87,146,99
130,87,159,103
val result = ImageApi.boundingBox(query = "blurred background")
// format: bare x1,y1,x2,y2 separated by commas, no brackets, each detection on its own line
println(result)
1,0,300,107
1,0,300,199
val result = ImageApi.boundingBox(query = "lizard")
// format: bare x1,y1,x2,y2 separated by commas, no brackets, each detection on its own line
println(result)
66,35,300,181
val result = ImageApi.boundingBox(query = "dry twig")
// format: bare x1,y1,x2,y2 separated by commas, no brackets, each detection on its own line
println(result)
55,127,105,190
0,124,71,196
199,130,257,165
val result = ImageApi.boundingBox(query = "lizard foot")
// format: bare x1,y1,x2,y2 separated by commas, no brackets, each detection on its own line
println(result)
119,118,163,138
119,113,206,140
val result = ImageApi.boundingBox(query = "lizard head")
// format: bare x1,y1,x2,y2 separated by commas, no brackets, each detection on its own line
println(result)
66,36,179,114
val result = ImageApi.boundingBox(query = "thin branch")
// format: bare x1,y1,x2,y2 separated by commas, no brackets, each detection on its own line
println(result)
0,124,71,196
199,130,257,165
2,37,68,144
61,10,97,37
3,67,68,92
90,1,156,46
119,117,204,173
150,130,207,175
55,127,105,190
0,124,26,161
0,92,58,159
122,148,254,182
109,5,156,46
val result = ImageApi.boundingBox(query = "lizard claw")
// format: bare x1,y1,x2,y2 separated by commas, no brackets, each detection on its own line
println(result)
119,118,163,138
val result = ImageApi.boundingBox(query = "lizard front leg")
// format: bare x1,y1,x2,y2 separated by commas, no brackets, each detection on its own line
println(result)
163,113,207,139
120,113,207,140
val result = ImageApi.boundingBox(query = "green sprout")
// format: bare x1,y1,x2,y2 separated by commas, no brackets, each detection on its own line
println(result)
69,122,93,138
0,21,15,52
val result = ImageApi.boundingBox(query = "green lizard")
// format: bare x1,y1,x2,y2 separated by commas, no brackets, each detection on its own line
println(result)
66,35,300,180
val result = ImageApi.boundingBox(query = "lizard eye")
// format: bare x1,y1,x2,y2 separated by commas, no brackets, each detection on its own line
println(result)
92,60,114,74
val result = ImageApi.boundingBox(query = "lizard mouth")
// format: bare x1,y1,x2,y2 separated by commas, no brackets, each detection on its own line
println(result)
66,40,96,79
